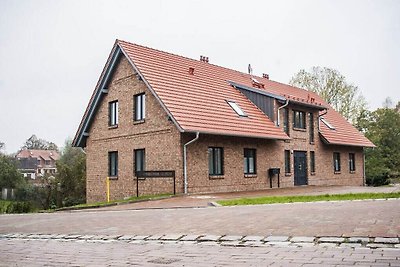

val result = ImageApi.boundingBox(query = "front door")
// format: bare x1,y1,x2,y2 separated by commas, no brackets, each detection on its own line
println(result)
294,151,307,186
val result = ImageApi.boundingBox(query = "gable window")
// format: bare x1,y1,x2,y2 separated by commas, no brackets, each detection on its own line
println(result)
284,150,291,174
208,147,224,176
309,112,314,143
310,151,315,173
227,101,247,117
244,148,256,175
293,110,306,129
349,153,356,172
333,152,341,173
134,149,145,173
108,151,118,177
283,108,289,135
109,101,118,126
134,93,146,121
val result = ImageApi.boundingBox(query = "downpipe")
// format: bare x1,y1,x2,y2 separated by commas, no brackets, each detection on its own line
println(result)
183,132,200,194
276,99,289,126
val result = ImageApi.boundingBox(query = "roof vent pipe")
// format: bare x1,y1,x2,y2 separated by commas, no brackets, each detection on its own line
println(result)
183,132,200,194
262,73,269,79
200,56,209,63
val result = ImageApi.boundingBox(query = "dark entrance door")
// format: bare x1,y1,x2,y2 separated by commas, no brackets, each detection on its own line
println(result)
294,151,307,186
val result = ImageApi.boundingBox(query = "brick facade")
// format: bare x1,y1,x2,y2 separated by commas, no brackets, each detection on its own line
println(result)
84,55,364,203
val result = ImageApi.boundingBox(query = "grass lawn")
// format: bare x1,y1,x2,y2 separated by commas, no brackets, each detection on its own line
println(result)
54,193,173,211
217,192,400,206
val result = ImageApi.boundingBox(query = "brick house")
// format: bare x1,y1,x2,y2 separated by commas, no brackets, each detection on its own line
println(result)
73,40,374,203
16,149,60,179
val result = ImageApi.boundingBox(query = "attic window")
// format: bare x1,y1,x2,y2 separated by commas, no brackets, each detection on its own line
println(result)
227,101,247,117
320,117,335,130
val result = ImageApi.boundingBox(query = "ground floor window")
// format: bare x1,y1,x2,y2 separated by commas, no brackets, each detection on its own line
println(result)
244,148,256,174
310,151,315,173
333,152,341,172
108,151,118,177
208,147,224,176
349,153,356,172
134,149,145,173
284,150,291,173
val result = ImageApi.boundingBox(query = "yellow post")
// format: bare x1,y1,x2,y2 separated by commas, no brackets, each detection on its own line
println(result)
106,177,110,203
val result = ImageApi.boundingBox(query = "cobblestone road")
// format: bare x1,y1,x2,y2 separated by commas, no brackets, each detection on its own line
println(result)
1,238,399,267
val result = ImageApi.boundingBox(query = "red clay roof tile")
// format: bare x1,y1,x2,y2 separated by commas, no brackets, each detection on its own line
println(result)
117,40,373,147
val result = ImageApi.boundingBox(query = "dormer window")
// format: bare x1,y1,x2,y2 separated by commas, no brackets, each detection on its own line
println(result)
227,101,247,117
321,117,335,130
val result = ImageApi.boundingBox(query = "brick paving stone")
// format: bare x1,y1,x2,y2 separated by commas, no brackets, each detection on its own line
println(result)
268,241,291,247
102,234,122,240
197,235,221,242
219,235,243,241
64,234,81,239
219,241,243,247
78,235,95,240
340,243,362,248
179,235,200,241
159,234,184,241
132,235,150,240
53,234,67,239
117,235,136,240
317,242,338,248
290,236,315,243
145,234,164,240
348,237,370,243
242,241,264,247
241,235,264,241
374,237,400,244
290,242,315,247
366,243,394,249
264,235,289,242
318,237,345,243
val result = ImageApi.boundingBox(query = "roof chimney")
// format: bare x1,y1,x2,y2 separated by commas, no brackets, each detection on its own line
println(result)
200,55,209,63
262,73,269,79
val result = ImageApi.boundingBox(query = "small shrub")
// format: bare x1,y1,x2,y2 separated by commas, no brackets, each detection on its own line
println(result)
366,169,390,186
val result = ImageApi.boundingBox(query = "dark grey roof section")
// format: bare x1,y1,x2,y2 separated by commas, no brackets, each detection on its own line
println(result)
228,80,286,101
238,87,275,121
289,99,327,110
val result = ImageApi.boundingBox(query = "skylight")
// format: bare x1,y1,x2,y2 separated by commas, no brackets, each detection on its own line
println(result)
320,117,335,130
227,101,247,117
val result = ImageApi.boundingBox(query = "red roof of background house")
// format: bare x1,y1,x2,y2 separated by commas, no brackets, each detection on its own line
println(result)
117,40,374,147
16,149,60,161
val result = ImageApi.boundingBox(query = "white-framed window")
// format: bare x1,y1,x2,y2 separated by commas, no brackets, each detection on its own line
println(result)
109,101,118,126
333,152,341,172
134,93,146,121
227,101,247,117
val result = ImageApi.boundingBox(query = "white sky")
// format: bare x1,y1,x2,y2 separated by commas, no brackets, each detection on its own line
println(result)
0,0,399,154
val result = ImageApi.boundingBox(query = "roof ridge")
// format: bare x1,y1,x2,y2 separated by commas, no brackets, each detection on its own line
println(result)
117,39,277,83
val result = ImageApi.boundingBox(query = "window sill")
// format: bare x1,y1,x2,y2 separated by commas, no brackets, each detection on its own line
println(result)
108,176,118,180
293,127,307,132
350,171,356,174
285,172,292,176
334,171,341,174
108,125,118,129
244,174,257,178
209,175,224,180
310,172,316,176
133,119,145,124
309,142,315,145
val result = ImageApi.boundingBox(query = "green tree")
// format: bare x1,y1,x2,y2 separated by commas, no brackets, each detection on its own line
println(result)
21,135,59,151
0,155,24,189
363,106,400,185
289,67,367,124
56,139,86,206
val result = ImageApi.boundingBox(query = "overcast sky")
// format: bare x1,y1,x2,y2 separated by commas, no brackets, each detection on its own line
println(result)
0,0,399,154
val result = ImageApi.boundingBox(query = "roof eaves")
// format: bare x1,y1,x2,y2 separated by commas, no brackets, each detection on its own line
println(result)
228,81,286,101
118,42,184,133
318,132,375,148
185,129,290,141
289,100,327,110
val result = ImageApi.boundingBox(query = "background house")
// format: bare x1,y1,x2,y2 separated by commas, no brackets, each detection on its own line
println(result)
16,149,60,179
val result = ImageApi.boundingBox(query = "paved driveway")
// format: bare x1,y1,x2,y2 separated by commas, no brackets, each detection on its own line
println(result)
1,199,399,237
